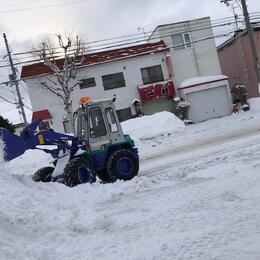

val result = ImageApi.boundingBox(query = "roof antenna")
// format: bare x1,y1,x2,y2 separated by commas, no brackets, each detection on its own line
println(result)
138,26,148,42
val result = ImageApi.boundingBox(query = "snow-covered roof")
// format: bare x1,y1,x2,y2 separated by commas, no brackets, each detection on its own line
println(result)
131,98,141,105
148,17,210,41
217,25,260,50
32,109,52,122
179,75,228,89
21,41,168,79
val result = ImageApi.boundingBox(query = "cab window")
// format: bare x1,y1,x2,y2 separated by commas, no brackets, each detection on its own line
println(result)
105,107,118,133
89,107,107,138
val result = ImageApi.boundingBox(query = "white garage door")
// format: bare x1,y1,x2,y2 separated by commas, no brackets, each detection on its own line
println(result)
186,85,231,123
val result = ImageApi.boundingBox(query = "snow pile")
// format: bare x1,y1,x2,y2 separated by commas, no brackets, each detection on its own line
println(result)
0,139,5,164
249,97,260,112
176,100,190,108
180,75,228,89
2,99,260,259
122,111,185,142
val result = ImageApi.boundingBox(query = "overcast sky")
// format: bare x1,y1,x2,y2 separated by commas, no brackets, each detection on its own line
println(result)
0,0,260,123
0,0,259,49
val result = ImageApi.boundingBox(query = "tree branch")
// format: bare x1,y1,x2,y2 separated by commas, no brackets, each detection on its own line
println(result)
0,95,16,105
40,81,65,101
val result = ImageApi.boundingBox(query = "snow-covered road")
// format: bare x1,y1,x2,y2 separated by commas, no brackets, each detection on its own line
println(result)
1,99,260,260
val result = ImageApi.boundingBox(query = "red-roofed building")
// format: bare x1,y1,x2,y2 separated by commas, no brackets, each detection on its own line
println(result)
32,109,52,122
21,41,168,79
31,109,53,129
21,41,176,132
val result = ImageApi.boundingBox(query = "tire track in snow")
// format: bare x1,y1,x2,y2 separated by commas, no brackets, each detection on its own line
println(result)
140,126,260,178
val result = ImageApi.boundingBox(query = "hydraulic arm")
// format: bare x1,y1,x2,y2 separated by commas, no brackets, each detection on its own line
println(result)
0,119,79,161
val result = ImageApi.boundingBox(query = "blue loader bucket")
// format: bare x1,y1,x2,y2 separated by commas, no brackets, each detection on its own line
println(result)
0,128,26,161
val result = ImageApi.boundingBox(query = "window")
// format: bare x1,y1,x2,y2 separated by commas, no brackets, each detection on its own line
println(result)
183,33,192,48
79,113,88,138
147,91,155,98
116,108,133,122
102,72,125,90
141,65,164,85
161,87,169,95
105,108,118,133
172,32,192,50
39,121,50,130
89,107,107,138
79,77,96,89
63,120,70,133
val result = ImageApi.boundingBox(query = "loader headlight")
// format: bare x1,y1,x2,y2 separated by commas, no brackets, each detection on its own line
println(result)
79,97,92,105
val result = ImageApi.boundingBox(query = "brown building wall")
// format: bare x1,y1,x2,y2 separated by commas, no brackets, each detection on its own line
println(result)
218,29,260,98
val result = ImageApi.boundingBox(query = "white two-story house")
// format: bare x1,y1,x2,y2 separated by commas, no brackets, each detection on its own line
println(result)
149,17,222,88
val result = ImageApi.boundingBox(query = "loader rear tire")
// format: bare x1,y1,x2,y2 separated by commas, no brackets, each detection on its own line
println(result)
32,167,54,182
63,157,94,187
107,149,139,181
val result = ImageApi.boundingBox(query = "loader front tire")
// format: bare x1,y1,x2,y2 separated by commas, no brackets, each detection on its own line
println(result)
63,157,94,187
32,167,54,182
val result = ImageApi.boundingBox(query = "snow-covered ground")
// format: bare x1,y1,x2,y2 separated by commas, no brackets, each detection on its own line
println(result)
1,99,260,260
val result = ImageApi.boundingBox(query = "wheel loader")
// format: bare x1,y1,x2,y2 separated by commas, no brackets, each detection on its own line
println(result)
0,98,139,187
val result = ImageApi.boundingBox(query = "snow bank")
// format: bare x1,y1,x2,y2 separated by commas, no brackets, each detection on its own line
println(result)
0,139,4,164
2,100,260,259
180,75,228,89
249,97,260,112
121,111,185,142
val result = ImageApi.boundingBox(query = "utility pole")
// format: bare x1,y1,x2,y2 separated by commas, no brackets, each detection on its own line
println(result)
232,3,249,84
3,33,27,125
240,0,260,90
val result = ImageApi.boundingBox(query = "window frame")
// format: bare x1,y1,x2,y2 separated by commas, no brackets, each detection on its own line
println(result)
116,107,133,122
141,65,164,85
89,106,107,138
172,32,192,50
161,87,169,96
79,77,96,89
102,72,126,90
105,107,119,133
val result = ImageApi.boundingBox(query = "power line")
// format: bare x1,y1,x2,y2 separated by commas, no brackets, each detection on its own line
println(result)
0,95,16,105
0,14,259,69
0,0,80,8
0,0,90,14
0,85,16,95
13,15,246,57
11,13,260,61
0,30,235,72
4,19,245,62
0,20,250,69
0,89,16,99
0,79,22,85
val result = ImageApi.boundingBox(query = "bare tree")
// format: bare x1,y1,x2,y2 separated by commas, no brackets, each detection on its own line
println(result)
34,34,85,132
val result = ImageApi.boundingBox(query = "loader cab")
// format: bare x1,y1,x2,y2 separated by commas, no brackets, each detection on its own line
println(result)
76,98,125,151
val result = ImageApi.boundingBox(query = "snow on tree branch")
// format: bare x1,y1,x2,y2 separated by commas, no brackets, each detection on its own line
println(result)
32,34,86,132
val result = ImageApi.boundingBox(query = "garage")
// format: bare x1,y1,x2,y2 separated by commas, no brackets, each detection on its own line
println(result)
179,75,232,123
